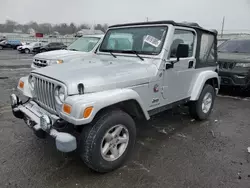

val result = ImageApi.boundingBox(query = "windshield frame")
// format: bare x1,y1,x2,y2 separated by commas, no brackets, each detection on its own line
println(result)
218,39,250,54
98,25,168,56
67,36,101,52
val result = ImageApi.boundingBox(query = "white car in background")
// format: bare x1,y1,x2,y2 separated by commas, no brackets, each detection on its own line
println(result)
18,42,45,54
16,42,30,51
31,34,104,69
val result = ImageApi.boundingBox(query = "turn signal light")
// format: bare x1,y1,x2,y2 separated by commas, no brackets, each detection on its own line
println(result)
63,104,72,114
19,81,24,89
83,106,93,118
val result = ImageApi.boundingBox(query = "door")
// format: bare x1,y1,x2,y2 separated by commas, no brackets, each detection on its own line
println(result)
162,28,197,103
49,43,56,50
55,43,62,50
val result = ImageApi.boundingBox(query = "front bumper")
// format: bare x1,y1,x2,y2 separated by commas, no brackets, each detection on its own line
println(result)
18,48,25,53
10,94,77,153
219,70,250,87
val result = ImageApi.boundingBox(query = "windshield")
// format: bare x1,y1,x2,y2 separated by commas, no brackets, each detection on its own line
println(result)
67,37,100,52
29,42,38,46
99,26,168,55
218,39,250,53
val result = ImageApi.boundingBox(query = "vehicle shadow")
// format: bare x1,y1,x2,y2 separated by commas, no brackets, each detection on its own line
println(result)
219,86,250,98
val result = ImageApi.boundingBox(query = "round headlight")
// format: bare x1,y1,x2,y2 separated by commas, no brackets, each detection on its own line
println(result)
55,86,65,103
58,87,65,101
28,75,35,90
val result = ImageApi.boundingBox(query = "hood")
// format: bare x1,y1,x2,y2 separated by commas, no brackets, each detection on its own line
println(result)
34,49,87,60
218,52,250,63
20,44,32,49
32,55,157,95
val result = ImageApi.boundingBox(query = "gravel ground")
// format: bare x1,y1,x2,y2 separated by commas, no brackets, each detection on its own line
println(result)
1,50,250,188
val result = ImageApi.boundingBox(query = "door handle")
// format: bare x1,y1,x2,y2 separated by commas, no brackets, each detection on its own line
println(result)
188,61,194,68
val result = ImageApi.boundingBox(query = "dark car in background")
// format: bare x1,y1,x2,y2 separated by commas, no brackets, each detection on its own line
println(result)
218,38,250,89
32,42,67,53
217,38,229,47
0,40,22,50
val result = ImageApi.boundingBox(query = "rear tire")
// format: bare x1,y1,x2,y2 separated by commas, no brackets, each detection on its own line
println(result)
79,109,136,173
189,84,215,120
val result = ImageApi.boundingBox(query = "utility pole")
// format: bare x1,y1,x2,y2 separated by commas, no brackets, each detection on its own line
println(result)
221,16,225,38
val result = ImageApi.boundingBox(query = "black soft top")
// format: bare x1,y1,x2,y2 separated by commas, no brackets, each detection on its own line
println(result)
109,20,217,35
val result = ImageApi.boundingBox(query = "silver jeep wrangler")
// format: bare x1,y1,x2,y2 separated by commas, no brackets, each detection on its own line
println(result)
10,20,220,173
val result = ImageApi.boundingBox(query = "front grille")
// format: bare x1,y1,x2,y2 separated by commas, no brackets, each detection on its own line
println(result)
34,76,57,113
33,59,48,68
218,61,236,70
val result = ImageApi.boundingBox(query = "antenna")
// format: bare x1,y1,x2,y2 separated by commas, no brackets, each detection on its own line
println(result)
221,16,225,38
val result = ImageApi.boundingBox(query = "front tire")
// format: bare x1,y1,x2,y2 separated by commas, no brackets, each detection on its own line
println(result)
189,84,215,120
79,109,136,173
24,48,30,54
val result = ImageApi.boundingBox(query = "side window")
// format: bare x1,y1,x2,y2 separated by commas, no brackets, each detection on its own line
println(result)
170,29,195,58
200,34,214,63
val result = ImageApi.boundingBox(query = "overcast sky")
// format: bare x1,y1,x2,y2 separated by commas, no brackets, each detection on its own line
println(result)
1,0,250,31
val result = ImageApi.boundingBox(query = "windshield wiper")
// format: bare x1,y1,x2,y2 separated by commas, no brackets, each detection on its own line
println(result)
123,50,144,61
133,51,144,61
68,48,78,51
109,51,117,58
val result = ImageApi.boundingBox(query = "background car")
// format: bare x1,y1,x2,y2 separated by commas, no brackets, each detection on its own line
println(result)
217,38,229,47
32,42,67,54
18,42,44,54
31,34,104,69
0,40,22,50
218,38,250,89
16,42,31,50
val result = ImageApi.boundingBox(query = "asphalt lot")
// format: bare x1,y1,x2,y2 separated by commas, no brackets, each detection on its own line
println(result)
1,50,250,188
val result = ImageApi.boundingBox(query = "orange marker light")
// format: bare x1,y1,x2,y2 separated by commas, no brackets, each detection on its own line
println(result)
63,104,72,114
83,106,93,118
19,81,24,89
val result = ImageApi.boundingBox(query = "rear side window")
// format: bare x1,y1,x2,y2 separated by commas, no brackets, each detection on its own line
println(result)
199,34,215,63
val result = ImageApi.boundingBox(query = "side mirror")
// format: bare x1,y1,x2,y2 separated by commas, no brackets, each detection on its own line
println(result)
176,44,189,61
